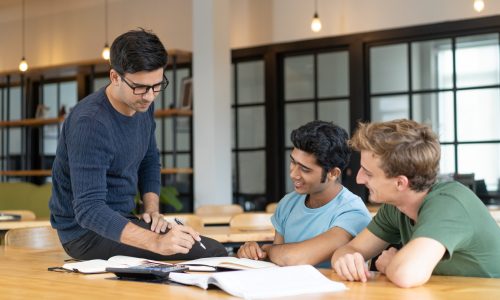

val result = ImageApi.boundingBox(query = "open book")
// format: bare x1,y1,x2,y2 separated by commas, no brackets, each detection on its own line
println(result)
61,256,172,274
180,256,277,271
169,264,347,299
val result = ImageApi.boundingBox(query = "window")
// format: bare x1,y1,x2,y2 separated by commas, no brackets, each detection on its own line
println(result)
231,59,267,210
369,33,500,192
283,50,350,193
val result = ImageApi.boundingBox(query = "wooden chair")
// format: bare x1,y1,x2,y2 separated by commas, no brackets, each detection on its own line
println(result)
265,203,278,213
195,204,244,216
229,213,274,231
163,214,204,230
0,210,36,221
4,226,63,250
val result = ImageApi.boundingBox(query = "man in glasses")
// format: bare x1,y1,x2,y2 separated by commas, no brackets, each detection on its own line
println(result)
50,29,227,260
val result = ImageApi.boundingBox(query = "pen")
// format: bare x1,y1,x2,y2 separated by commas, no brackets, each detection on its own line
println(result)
174,218,207,250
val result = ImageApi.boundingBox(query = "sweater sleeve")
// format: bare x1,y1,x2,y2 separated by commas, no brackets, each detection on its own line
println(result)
66,116,129,242
137,109,161,197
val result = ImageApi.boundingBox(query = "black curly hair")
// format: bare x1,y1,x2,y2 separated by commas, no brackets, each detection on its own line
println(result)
291,120,351,183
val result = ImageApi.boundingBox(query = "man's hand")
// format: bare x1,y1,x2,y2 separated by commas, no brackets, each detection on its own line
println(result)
156,223,202,255
375,247,398,274
237,242,267,260
332,252,372,282
142,211,169,233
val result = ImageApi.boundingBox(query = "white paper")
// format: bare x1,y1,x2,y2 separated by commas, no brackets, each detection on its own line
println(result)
169,265,347,299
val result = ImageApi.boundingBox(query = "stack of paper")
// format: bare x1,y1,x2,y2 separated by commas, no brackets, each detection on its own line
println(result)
169,264,347,299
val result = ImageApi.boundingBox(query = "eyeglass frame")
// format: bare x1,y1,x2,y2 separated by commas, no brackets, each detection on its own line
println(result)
118,73,169,95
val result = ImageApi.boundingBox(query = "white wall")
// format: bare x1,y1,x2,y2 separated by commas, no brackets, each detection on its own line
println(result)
1,0,500,72
271,0,500,45
0,0,192,72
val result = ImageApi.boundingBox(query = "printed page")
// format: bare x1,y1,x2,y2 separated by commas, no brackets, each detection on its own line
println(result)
169,265,347,299
181,256,277,270
62,255,170,274
210,265,347,299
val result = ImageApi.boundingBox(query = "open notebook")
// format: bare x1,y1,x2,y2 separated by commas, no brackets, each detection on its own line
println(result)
168,264,347,299
60,256,172,274
180,256,277,271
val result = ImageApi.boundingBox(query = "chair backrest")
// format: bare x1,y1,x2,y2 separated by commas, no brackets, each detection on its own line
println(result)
195,204,244,216
229,213,274,231
163,214,204,230
454,173,476,193
265,203,278,213
4,226,63,250
0,210,36,221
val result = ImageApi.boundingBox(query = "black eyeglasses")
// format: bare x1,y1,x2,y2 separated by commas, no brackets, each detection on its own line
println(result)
119,74,169,95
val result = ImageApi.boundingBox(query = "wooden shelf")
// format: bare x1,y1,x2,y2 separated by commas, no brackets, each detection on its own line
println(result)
0,170,52,177
161,168,193,174
154,109,192,118
0,117,64,128
0,168,192,177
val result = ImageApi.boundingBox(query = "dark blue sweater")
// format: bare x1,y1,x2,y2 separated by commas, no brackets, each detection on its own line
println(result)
49,87,161,244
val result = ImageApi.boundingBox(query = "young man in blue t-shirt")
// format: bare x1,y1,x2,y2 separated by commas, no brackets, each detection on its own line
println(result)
237,121,371,267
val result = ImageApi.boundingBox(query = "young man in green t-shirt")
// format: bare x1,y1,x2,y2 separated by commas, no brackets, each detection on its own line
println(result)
331,119,500,288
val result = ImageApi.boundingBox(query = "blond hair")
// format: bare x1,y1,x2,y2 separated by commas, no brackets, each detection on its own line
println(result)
350,119,440,192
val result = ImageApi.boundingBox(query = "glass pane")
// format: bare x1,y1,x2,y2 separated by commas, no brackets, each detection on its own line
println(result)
60,81,77,114
411,39,453,90
165,68,190,108
457,88,500,141
318,51,349,98
318,100,350,134
161,117,191,152
238,151,266,193
440,144,455,176
412,92,454,142
231,64,235,105
93,77,109,92
43,83,58,118
238,106,265,148
9,87,22,119
43,125,58,155
164,153,191,169
370,43,408,93
9,87,22,154
284,55,314,101
9,128,21,154
237,60,264,104
284,102,315,147
458,143,500,191
231,108,235,149
456,33,500,88
370,95,409,122
284,149,293,193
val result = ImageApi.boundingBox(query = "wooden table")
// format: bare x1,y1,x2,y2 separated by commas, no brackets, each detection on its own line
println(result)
199,226,275,246
1,248,499,299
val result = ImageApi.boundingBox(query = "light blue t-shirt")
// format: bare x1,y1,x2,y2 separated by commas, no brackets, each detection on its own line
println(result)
271,187,372,267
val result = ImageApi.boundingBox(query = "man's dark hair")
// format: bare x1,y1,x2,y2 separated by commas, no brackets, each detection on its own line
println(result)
110,28,168,75
291,120,351,182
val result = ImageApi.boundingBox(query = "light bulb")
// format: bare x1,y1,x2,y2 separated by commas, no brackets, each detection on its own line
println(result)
19,57,28,72
474,0,485,12
102,44,110,60
311,13,322,32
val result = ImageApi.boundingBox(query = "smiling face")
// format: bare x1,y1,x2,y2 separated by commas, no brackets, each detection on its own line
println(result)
108,67,165,116
289,148,333,197
356,150,399,204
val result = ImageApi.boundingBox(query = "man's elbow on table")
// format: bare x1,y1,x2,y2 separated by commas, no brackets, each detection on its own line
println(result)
386,263,432,288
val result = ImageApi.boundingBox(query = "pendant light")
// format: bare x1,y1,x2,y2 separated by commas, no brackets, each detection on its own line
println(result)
101,0,110,60
19,0,28,72
311,0,322,33
474,0,485,12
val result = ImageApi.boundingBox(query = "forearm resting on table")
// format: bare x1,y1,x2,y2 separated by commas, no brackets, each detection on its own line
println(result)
120,222,161,253
266,242,331,266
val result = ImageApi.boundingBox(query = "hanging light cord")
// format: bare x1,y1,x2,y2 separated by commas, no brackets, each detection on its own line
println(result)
21,0,25,58
104,0,108,45
314,0,318,15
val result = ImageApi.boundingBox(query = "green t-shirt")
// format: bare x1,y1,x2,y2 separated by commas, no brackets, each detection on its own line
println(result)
367,181,500,278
